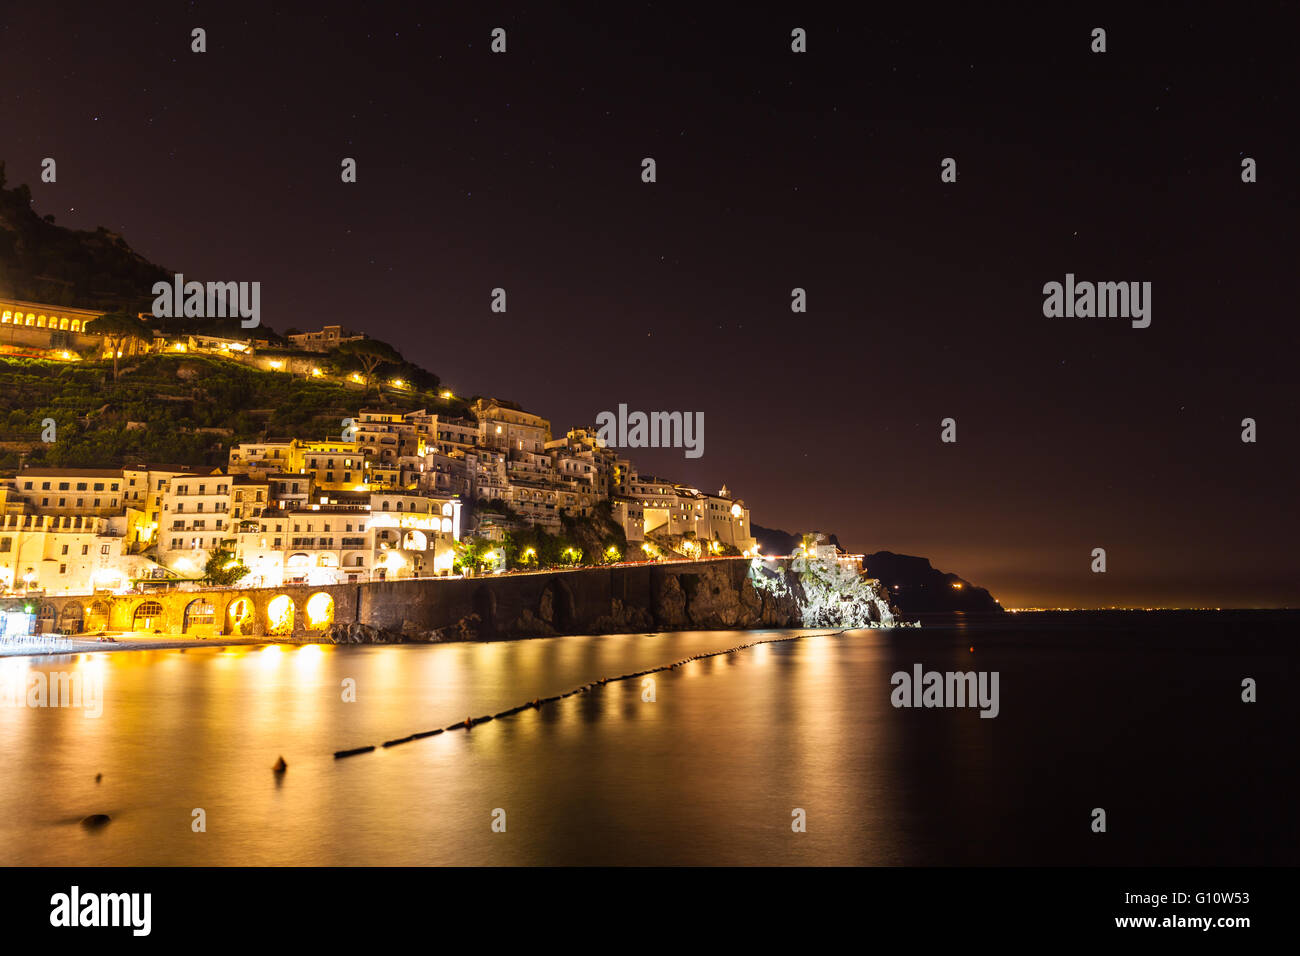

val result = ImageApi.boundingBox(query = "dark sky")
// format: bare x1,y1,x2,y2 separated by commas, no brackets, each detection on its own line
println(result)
3,3,1296,607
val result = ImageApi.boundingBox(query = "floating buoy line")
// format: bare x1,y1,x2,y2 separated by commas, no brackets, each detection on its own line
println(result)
333,629,850,759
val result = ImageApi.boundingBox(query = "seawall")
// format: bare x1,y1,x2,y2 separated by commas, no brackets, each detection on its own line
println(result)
8,555,906,644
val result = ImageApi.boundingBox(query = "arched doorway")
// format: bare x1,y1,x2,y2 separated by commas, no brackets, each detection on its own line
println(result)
266,594,295,636
539,578,576,631
183,599,216,634
85,600,111,632
132,601,164,631
305,592,334,630
57,602,84,635
226,598,254,635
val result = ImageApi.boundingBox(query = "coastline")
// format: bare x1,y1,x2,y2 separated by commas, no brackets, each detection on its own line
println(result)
0,634,314,657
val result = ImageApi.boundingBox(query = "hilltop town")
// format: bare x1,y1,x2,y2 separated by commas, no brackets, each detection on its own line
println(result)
0,298,764,607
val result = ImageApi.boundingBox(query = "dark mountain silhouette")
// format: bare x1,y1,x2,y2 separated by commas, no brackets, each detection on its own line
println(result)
862,551,1003,614
0,161,171,313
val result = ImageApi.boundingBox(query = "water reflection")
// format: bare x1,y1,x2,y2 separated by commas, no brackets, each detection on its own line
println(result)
0,621,1293,865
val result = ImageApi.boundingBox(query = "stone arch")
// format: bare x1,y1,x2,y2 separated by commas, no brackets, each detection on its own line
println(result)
539,577,576,631
58,601,84,635
132,600,164,630
266,594,295,635
226,597,255,635
183,598,216,633
37,603,57,633
305,592,334,630
85,600,111,631
402,529,427,551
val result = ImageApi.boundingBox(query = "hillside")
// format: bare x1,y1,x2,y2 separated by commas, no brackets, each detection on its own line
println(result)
0,162,172,314
0,161,484,470
0,353,471,471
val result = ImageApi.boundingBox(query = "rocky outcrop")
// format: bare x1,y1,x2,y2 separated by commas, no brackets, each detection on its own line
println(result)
324,622,411,644
592,598,654,634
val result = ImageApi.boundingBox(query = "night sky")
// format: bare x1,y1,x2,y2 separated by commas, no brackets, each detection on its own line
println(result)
3,4,1296,608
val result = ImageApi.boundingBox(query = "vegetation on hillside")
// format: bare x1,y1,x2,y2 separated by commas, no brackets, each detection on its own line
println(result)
0,353,472,471
455,499,630,573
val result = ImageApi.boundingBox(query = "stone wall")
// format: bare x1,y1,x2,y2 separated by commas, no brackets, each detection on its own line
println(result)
5,555,908,644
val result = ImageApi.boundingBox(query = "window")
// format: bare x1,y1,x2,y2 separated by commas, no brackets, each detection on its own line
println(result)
81,545,89,555
94,482,104,491
0,538,9,553
61,544,69,555
101,545,110,555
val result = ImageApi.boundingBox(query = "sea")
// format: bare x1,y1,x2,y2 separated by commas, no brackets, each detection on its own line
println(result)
0,611,1295,865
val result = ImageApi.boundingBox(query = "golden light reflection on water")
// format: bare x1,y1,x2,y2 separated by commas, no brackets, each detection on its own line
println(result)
0,630,921,865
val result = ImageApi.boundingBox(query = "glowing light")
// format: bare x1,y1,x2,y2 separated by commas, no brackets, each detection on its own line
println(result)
305,592,334,629
311,367,322,377
267,595,295,635
952,582,963,590
440,390,453,399
268,360,284,370
227,598,254,635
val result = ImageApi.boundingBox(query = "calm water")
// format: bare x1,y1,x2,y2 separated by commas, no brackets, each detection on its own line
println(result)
1,613,1296,865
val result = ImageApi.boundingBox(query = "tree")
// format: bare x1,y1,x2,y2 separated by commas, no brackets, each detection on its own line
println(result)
203,547,249,586
453,536,490,576
331,339,403,393
88,312,149,380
